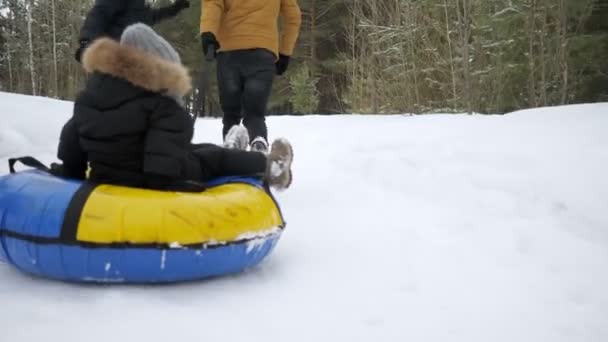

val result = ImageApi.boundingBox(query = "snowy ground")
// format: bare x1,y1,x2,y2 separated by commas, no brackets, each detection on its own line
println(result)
1,91,607,341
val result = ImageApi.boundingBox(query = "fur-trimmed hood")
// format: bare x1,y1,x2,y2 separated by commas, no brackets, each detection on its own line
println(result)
81,38,191,97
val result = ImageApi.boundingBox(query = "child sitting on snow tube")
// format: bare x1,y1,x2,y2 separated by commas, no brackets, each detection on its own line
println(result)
52,23,293,191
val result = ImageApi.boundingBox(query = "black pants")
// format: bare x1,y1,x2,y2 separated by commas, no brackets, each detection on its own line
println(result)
217,49,275,142
190,143,267,181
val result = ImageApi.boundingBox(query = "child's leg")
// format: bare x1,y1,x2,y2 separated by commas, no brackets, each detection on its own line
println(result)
191,144,267,180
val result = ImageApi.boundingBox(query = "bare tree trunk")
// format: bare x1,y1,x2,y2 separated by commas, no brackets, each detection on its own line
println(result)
6,9,13,91
26,0,36,95
7,46,12,90
444,0,458,102
310,0,316,69
539,4,548,106
370,1,378,113
456,0,472,113
407,1,420,112
558,0,569,104
348,0,359,111
527,0,538,107
51,0,59,97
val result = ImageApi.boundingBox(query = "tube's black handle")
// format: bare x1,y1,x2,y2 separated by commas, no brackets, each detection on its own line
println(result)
8,156,50,174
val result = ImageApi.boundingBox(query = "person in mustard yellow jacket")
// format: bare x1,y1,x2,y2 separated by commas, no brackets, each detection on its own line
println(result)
200,0,302,152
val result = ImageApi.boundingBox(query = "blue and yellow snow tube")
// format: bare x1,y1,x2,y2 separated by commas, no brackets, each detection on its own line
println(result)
0,170,285,283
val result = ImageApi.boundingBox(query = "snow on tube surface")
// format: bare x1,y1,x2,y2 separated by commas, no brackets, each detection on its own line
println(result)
0,170,284,283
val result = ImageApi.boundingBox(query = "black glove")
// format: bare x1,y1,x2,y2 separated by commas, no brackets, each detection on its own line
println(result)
275,54,290,76
74,40,89,63
174,0,190,10
49,162,66,177
201,32,220,58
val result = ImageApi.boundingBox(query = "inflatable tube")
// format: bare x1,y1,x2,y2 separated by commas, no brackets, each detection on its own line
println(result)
0,170,284,283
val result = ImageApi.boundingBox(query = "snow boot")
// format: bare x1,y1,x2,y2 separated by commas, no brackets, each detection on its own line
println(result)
265,138,293,191
250,136,269,153
223,125,249,150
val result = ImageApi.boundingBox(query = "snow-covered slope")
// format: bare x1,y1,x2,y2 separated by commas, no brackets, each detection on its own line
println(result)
1,91,607,341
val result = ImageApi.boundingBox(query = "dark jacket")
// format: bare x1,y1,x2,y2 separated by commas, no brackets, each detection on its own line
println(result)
80,0,186,43
56,38,201,190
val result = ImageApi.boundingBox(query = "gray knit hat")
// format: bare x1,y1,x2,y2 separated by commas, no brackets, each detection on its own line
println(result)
120,23,183,103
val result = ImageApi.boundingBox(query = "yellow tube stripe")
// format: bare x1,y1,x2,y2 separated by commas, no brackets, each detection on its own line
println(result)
76,183,283,244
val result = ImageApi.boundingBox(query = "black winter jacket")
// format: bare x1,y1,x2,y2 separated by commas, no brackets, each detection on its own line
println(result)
79,0,186,43
57,38,201,190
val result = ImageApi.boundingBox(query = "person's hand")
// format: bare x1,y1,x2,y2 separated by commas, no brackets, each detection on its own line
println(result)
200,32,220,58
49,162,65,177
275,54,290,75
74,40,89,63
174,0,190,10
